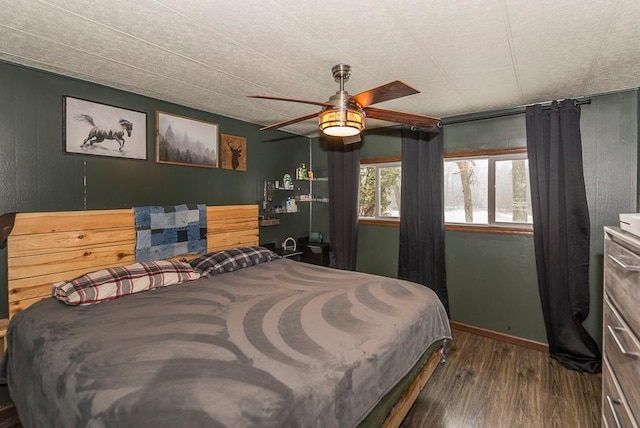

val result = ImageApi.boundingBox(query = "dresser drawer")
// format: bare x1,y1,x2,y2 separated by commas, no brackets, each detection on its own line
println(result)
604,297,640,422
605,238,640,335
603,357,637,428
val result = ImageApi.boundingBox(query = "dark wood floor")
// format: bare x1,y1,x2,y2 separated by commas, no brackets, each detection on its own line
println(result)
402,328,602,428
0,408,19,428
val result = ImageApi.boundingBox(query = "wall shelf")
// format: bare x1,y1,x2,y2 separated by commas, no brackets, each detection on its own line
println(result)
259,218,280,227
295,177,328,182
261,152,329,237
298,197,329,203
263,210,299,214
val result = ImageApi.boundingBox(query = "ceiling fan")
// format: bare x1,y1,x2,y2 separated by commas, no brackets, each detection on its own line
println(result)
249,64,440,142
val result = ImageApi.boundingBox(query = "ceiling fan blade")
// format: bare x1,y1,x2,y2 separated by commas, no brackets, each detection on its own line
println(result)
259,112,319,131
350,81,419,108
364,107,440,129
248,95,332,108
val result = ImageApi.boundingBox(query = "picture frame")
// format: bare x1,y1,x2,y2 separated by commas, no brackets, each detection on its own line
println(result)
220,134,247,171
156,111,218,168
64,96,147,160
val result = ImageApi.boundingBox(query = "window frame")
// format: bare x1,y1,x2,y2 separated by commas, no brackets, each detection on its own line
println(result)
444,147,533,235
359,156,402,226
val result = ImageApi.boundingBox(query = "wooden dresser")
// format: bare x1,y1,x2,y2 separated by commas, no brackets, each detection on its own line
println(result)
603,227,640,427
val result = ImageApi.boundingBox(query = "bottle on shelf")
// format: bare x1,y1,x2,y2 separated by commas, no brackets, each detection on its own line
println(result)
286,197,297,213
283,173,293,189
296,163,308,180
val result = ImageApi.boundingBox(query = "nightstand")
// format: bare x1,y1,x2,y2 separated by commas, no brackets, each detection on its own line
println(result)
298,239,330,267
275,248,303,261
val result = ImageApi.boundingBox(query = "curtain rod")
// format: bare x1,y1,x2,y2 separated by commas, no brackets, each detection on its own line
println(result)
441,98,592,126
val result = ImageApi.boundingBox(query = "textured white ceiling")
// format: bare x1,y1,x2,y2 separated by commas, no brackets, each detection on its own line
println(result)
0,0,638,137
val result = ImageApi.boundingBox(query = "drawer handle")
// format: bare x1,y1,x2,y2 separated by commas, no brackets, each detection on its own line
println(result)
608,325,640,358
608,253,640,271
606,395,624,428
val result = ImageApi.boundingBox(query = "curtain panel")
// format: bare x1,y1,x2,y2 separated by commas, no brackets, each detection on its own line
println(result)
327,141,360,271
398,127,449,314
526,100,601,373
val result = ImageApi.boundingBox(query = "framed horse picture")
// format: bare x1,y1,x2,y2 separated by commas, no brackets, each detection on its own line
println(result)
155,111,218,169
63,96,147,160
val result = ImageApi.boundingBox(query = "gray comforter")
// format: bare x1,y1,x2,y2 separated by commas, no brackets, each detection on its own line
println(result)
7,259,451,427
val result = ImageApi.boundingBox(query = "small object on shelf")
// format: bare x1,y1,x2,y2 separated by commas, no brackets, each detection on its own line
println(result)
274,205,283,213
283,173,293,189
286,197,297,213
283,236,297,251
297,163,308,180
308,170,314,180
262,181,268,210
309,231,323,243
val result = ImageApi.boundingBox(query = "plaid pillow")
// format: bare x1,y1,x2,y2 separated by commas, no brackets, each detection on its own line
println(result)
189,246,280,277
52,260,200,305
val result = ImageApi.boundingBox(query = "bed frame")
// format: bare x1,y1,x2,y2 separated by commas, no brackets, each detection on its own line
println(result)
4,204,443,427
7,205,259,318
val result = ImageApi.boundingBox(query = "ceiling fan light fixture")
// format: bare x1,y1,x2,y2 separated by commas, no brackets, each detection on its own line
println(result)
318,107,365,137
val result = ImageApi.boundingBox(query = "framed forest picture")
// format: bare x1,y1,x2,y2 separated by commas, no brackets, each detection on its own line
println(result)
156,111,218,168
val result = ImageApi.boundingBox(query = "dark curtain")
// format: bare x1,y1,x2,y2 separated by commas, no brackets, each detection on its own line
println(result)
327,141,360,270
526,100,601,373
398,127,449,314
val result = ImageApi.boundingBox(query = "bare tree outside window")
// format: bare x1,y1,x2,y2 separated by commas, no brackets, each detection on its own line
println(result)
511,160,529,222
380,167,401,217
445,153,532,226
359,164,402,218
456,161,476,223
359,166,376,217
444,159,488,224
361,153,532,228
495,159,532,223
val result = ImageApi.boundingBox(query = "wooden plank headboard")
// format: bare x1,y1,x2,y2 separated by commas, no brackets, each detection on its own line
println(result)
6,205,258,318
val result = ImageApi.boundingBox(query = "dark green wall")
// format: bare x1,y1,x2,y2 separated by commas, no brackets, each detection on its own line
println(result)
581,91,638,342
356,223,400,276
354,90,639,345
0,60,313,317
445,231,541,338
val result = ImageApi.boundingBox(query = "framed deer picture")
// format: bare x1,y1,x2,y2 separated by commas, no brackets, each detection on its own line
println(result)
156,111,218,168
220,134,247,171
64,96,147,160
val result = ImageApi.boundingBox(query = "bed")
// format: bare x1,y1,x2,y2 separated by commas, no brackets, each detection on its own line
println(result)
4,205,451,427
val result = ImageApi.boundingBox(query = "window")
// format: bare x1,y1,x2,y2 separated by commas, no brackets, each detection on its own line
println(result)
358,150,532,233
444,150,533,228
359,160,401,220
